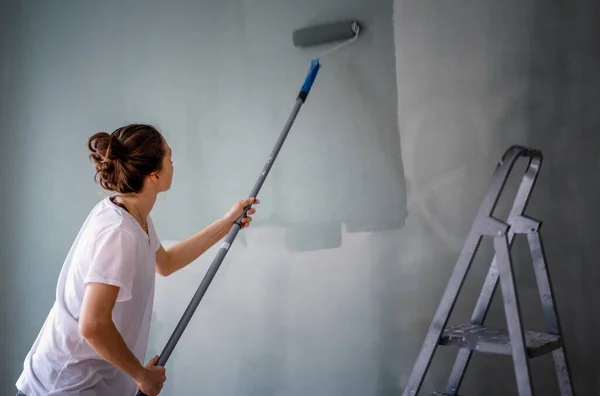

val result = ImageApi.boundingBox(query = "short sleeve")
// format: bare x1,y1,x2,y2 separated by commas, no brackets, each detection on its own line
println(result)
147,216,161,252
85,227,138,303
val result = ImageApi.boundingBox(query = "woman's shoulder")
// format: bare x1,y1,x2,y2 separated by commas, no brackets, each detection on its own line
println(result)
85,196,138,238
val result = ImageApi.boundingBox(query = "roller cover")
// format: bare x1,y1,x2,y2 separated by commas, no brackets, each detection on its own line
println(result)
292,20,358,48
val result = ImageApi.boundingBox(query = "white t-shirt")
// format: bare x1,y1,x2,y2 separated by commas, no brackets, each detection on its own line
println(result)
16,196,161,396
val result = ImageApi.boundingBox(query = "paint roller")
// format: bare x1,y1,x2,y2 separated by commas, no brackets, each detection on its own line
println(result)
292,20,360,48
135,19,361,396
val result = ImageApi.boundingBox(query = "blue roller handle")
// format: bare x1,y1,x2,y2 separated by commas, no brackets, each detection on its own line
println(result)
298,59,321,101
134,59,322,396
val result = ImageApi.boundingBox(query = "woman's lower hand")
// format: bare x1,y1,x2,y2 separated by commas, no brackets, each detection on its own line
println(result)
135,355,166,396
223,197,259,228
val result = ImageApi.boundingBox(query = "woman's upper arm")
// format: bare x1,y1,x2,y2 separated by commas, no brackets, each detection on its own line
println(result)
79,282,119,336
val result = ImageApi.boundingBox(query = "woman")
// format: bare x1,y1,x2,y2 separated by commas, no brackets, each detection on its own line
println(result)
15,124,258,396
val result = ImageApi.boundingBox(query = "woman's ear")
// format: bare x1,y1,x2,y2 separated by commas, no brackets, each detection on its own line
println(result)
149,171,160,185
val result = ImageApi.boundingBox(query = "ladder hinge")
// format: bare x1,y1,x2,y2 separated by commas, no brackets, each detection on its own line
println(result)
479,217,509,237
512,215,541,234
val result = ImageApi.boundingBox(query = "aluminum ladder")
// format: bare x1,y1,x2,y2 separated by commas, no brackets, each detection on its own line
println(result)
401,145,575,396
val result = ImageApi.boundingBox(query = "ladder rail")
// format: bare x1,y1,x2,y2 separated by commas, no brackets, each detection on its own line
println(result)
494,234,534,396
528,230,574,395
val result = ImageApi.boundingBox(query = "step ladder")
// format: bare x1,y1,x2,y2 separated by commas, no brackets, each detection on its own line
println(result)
401,145,575,396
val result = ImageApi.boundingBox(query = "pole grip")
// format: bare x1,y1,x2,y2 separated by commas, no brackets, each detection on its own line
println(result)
297,59,321,101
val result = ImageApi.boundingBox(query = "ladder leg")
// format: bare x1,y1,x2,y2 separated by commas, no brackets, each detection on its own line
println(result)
444,260,499,394
400,235,483,396
495,234,533,396
528,229,575,396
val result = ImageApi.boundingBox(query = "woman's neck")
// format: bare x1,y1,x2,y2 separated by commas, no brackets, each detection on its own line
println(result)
114,191,157,223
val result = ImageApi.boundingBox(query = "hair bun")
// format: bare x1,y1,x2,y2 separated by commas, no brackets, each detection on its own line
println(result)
87,131,123,191
87,132,126,163
88,132,110,161
106,134,125,161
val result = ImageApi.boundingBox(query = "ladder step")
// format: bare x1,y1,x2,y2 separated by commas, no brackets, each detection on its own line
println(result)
439,323,562,358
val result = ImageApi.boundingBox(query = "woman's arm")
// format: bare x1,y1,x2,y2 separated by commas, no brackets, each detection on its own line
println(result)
79,282,166,395
155,198,258,276
155,217,230,276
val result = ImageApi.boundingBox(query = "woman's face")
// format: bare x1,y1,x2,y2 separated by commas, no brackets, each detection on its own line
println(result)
156,140,174,192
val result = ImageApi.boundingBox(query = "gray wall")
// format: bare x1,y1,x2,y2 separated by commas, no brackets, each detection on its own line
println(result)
393,0,598,394
1,0,597,395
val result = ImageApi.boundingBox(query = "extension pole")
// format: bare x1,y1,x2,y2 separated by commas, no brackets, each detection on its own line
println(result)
135,59,321,396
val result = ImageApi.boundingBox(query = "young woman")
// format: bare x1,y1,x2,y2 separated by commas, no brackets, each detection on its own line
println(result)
15,124,258,396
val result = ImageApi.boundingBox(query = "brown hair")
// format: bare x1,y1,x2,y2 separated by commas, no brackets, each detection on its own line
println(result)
88,124,165,193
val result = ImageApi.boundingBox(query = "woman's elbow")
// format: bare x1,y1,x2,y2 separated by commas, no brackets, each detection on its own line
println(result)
79,317,107,340
156,267,168,277
155,264,173,277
